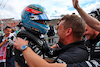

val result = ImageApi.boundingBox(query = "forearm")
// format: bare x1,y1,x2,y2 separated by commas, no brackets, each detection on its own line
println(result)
76,7,100,31
22,47,66,67
22,47,50,67
0,42,6,47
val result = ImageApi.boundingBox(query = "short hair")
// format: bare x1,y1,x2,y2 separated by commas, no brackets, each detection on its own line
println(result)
61,14,86,39
4,26,11,30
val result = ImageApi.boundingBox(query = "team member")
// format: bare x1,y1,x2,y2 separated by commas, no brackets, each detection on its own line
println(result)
72,0,100,31
45,14,88,64
84,24,100,59
14,4,50,67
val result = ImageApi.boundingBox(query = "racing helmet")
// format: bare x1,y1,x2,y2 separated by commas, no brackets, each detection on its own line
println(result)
21,4,50,34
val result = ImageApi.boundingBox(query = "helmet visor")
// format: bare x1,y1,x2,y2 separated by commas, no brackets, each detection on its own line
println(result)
34,20,47,25
29,13,51,21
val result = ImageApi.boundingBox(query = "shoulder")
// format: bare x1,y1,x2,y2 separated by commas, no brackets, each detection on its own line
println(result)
0,35,4,39
9,33,15,37
0,35,3,37
56,47,88,63
0,35,4,42
65,47,88,55
61,47,88,55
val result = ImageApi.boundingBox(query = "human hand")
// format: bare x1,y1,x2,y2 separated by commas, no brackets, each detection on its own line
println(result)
72,0,80,9
4,39,8,43
51,44,58,49
14,37,29,50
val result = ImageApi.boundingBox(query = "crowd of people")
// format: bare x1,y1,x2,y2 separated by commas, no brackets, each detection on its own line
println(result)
0,0,100,67
0,24,24,67
0,26,15,67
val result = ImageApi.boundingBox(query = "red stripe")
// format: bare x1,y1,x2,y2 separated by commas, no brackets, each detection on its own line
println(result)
3,47,7,59
30,22,38,25
0,56,3,60
24,7,42,14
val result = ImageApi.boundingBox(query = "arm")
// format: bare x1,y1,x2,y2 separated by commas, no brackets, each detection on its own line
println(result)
14,38,100,67
14,37,66,67
44,44,57,63
23,47,66,67
72,0,100,31
51,44,58,49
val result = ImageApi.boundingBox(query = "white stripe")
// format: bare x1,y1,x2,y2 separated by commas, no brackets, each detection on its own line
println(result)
36,50,41,55
40,54,44,58
56,59,66,64
91,60,100,67
0,59,6,63
85,61,93,67
94,50,100,52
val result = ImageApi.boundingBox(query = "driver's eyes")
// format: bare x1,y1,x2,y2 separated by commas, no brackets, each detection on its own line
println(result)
38,22,45,24
36,21,46,24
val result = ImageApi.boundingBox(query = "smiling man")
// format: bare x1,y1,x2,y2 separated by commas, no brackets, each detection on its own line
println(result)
84,24,100,59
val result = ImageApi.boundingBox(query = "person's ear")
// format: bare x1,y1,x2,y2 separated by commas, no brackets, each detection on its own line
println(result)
65,28,72,36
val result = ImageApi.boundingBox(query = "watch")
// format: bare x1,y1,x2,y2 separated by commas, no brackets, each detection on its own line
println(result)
21,45,28,51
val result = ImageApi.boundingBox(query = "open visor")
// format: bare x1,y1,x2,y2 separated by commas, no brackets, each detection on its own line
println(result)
29,13,51,21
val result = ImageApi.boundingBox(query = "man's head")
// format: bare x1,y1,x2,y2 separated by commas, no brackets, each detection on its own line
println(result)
57,14,86,44
84,24,99,40
21,4,50,34
4,26,12,37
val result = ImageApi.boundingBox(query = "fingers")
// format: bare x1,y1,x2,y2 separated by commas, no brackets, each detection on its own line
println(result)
72,0,79,9
51,44,58,49
13,37,21,50
13,37,29,50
